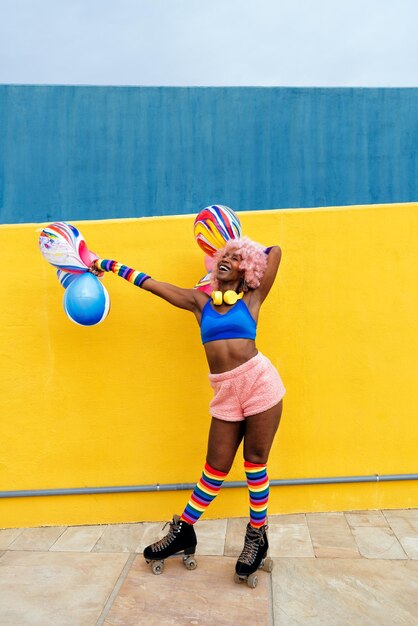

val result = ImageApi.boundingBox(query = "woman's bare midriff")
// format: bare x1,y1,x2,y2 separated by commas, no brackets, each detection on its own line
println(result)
203,338,258,374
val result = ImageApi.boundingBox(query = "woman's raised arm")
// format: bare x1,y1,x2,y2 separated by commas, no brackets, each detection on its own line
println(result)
253,246,282,304
93,259,204,313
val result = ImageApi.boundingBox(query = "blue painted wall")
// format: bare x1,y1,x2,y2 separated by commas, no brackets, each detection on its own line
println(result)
1,86,417,224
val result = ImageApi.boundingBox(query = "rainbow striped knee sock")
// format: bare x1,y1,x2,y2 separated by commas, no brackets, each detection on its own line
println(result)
245,460,270,528
180,462,227,525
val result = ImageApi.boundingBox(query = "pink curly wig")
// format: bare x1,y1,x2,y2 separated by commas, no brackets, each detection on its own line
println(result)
210,236,267,291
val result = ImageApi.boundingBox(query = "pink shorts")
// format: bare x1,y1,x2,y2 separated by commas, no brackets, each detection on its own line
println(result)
208,352,286,422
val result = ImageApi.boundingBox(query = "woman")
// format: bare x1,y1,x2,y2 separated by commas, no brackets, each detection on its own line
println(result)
92,235,285,583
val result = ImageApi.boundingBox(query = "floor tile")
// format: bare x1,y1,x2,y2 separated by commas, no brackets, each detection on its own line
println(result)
194,518,228,556
133,521,178,553
0,529,23,550
93,523,147,553
396,537,418,560
49,525,105,552
271,558,418,626
383,511,418,559
0,550,129,626
135,518,232,557
269,523,314,558
2,510,417,626
224,518,249,556
345,510,389,527
306,513,360,558
351,526,407,559
224,515,315,559
384,511,418,532
7,526,66,551
383,508,418,519
269,514,307,525
94,520,222,557
104,555,272,626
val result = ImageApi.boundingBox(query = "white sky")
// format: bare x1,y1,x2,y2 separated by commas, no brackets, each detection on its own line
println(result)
0,0,417,86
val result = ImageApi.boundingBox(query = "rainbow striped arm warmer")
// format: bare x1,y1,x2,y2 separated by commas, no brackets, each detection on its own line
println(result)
97,259,151,288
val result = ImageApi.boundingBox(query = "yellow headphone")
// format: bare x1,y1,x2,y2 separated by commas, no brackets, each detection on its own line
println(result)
211,290,244,306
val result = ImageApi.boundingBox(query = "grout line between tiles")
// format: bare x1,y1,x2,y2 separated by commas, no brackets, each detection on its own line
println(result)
95,552,136,626
380,509,404,546
381,509,391,525
343,512,362,558
268,565,275,626
222,519,228,557
385,534,408,560
303,512,317,558
90,525,109,553
48,526,69,551
3,528,25,550
353,511,410,560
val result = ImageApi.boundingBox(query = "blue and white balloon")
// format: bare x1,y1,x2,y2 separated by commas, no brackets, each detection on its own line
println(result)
63,273,110,326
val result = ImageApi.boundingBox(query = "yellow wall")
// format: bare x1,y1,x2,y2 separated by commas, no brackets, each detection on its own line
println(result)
1,203,417,528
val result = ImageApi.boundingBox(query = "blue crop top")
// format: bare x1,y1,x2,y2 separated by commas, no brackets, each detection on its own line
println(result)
200,299,257,344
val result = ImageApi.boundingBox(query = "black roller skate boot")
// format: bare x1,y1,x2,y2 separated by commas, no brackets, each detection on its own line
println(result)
234,523,273,588
143,514,197,575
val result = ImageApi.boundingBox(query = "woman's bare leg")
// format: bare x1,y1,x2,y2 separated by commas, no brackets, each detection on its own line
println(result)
179,417,244,525
206,417,245,472
238,401,283,535
243,401,283,463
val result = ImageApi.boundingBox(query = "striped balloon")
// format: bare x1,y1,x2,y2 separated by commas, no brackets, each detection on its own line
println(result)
194,205,242,256
39,222,96,273
56,269,79,289
194,271,212,295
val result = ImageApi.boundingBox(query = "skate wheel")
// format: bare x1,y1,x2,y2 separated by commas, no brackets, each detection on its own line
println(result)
151,560,164,575
234,573,244,584
262,557,274,573
183,556,197,570
247,573,258,588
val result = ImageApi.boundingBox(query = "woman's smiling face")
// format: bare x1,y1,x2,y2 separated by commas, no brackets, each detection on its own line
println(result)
216,250,243,282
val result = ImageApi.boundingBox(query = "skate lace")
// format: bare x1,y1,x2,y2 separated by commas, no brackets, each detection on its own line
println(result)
150,519,179,552
238,526,267,565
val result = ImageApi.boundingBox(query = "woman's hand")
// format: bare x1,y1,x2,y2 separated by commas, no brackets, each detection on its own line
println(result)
88,260,104,277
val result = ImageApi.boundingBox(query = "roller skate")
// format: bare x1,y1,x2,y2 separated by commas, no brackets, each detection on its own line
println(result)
143,514,197,575
234,523,273,588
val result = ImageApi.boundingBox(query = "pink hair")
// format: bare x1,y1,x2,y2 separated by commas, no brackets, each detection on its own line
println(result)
210,237,267,291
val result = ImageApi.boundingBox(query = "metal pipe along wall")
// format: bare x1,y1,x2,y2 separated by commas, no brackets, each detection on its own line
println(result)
1,473,417,499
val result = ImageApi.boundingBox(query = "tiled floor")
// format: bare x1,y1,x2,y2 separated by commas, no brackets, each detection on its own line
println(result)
0,509,417,625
